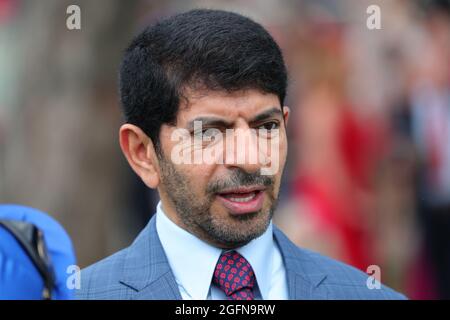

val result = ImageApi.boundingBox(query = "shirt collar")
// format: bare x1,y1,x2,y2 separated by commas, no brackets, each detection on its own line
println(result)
236,221,274,300
155,201,275,300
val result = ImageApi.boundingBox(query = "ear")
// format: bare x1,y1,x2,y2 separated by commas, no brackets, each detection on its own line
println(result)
119,124,160,189
282,106,290,127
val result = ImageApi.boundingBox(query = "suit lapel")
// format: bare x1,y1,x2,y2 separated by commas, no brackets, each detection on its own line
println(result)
134,272,182,300
119,215,328,300
273,226,328,299
119,216,182,300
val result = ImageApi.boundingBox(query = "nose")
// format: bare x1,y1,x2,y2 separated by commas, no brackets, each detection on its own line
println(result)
223,127,263,174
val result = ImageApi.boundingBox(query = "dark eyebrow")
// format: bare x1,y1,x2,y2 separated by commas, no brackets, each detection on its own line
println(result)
249,107,283,124
186,117,233,131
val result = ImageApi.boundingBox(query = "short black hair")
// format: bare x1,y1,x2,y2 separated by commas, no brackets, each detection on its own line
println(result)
119,9,288,147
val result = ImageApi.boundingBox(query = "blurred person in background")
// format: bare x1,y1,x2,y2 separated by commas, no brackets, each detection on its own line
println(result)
275,0,432,300
395,2,450,299
275,19,386,273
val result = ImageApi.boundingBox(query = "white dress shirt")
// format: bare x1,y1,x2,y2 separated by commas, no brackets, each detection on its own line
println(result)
155,201,288,300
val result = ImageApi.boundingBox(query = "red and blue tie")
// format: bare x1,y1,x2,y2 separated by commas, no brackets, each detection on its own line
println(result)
212,250,256,300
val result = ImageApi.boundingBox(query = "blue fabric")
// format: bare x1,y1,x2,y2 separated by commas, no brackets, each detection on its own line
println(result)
0,204,76,300
76,215,407,300
0,227,44,298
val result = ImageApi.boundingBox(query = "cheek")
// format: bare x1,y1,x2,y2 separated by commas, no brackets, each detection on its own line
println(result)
277,136,288,160
178,164,215,192
271,136,288,173
272,140,288,188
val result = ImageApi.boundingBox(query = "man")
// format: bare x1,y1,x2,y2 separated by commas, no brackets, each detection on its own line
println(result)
76,9,405,300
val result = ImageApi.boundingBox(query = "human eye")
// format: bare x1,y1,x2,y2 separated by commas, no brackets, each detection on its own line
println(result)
255,121,280,139
192,127,223,148
192,127,221,138
258,121,280,131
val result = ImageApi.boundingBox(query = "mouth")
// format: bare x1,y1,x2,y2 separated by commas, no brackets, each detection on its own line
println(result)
215,186,266,215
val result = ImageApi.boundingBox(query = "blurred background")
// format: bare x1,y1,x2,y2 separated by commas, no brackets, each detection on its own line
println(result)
1,0,449,299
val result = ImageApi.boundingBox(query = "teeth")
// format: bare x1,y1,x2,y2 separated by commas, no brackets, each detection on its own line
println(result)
226,192,256,202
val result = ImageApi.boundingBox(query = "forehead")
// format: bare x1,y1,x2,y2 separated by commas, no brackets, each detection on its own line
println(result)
176,89,280,124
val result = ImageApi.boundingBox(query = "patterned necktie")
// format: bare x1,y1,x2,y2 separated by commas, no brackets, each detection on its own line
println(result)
212,250,256,300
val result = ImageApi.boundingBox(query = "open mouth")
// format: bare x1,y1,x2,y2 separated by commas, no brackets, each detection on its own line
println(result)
216,186,266,215
221,192,259,202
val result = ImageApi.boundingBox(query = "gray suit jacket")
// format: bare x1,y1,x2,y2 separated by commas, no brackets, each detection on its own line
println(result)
76,216,406,299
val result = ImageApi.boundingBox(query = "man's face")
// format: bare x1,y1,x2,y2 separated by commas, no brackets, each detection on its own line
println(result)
157,89,289,248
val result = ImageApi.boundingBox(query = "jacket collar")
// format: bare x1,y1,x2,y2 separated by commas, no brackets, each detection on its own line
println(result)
273,226,328,299
119,215,328,299
119,215,182,299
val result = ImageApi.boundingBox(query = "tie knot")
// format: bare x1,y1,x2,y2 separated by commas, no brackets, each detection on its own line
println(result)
212,250,256,300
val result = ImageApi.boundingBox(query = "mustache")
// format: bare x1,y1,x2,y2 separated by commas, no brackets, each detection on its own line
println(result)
206,169,275,194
